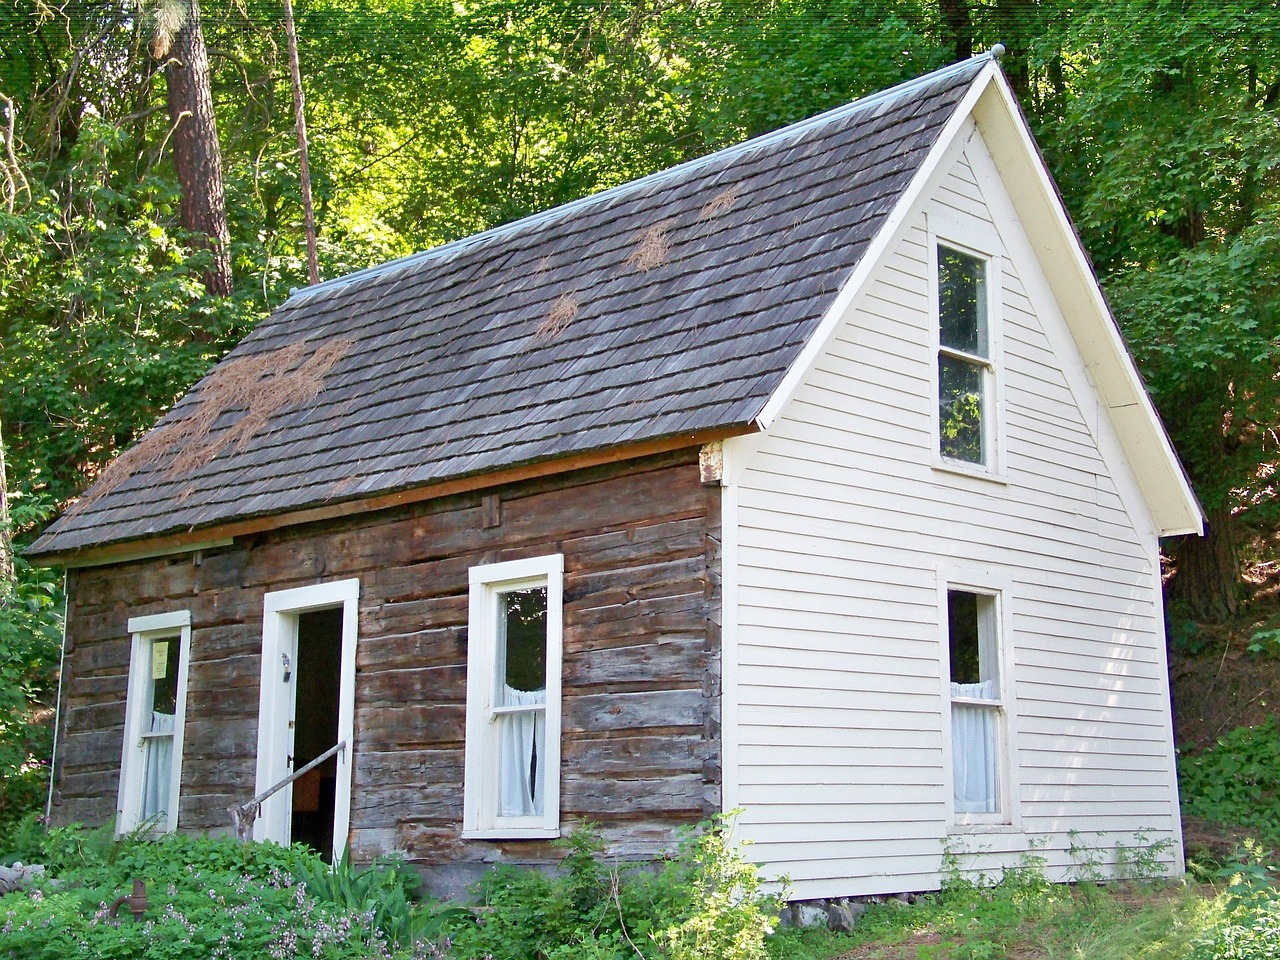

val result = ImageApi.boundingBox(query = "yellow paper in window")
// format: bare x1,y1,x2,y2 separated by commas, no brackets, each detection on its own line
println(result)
152,642,169,680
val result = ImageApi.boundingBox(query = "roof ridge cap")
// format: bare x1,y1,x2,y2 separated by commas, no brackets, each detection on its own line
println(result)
287,52,995,306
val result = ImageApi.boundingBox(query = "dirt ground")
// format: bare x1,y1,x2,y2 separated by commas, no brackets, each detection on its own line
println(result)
1168,550,1280,752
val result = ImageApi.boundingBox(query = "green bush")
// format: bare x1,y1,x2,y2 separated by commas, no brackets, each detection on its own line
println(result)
1192,843,1280,960
0,495,62,833
1179,720,1280,844
447,815,782,960
296,847,470,951
0,817,783,959
0,826,403,958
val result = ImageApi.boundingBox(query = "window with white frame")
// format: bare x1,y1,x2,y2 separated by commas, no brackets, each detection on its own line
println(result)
463,554,563,837
937,244,994,466
947,589,1005,819
118,611,191,834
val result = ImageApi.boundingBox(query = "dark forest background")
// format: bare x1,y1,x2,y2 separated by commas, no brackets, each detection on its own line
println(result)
2,0,1278,824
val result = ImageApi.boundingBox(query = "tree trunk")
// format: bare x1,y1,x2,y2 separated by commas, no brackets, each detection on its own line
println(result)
164,0,233,297
283,0,319,286
992,0,1033,101
0,417,13,596
938,0,973,62
1165,507,1240,622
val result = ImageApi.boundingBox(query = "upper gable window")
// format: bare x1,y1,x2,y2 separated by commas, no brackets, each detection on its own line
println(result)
118,611,192,834
937,245,993,466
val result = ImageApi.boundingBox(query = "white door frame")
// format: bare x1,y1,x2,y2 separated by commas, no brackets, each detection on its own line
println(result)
254,578,359,858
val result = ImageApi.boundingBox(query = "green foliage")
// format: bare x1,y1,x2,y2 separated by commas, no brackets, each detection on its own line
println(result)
1245,627,1280,659
1168,613,1211,656
1048,1,1280,528
296,847,471,951
1191,842,1280,960
0,119,257,505
448,816,781,960
651,817,781,960
0,825,416,958
0,494,61,831
1179,720,1280,844
670,0,942,146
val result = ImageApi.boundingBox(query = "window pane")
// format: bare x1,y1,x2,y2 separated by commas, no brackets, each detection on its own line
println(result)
150,638,180,715
497,706,545,818
500,587,548,693
947,590,981,684
949,590,1002,816
497,585,548,818
938,247,987,356
140,635,180,826
938,354,985,464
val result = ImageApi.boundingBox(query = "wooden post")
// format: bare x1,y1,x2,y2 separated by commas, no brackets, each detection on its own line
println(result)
283,0,319,287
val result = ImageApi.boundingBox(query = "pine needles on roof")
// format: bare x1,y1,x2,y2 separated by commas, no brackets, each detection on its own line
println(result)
537,292,580,339
67,339,353,514
626,221,673,272
700,186,740,220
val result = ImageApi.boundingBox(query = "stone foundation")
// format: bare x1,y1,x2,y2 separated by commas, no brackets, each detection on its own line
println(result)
782,893,917,932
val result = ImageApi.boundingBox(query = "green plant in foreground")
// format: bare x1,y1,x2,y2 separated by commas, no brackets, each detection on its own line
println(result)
652,817,782,960
1179,720,1280,844
1245,627,1280,659
447,815,781,960
1190,842,1280,960
0,824,403,958
296,847,471,951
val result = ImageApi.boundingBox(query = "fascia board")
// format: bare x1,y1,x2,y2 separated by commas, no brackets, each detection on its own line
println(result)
969,72,1203,536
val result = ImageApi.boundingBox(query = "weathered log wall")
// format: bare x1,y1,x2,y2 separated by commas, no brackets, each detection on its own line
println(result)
52,449,721,888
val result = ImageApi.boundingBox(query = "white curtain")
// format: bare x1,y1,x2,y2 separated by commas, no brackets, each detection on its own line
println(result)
139,711,175,822
951,681,998,814
499,686,546,817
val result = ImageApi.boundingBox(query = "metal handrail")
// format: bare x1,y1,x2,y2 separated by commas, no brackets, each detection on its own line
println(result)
228,739,346,841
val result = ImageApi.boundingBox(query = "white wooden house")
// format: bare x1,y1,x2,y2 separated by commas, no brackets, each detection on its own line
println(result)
32,50,1201,901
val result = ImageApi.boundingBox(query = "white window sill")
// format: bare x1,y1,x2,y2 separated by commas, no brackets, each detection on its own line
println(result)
932,459,1009,486
949,821,1020,835
462,826,562,841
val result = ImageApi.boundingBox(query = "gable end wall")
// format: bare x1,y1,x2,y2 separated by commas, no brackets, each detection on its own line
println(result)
725,126,1180,900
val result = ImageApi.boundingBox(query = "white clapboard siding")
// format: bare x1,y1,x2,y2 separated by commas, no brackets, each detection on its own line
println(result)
727,129,1180,899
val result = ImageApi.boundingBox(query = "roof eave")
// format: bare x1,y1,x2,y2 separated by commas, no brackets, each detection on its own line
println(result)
969,70,1204,537
755,60,1202,539
27,424,755,568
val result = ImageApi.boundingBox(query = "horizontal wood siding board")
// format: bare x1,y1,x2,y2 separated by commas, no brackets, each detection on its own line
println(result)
51,450,721,872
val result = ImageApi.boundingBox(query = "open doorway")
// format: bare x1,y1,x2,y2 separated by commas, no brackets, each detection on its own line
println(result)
290,607,342,858
254,579,358,860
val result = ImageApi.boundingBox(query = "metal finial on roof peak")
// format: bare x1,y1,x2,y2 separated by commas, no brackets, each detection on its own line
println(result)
990,43,1006,60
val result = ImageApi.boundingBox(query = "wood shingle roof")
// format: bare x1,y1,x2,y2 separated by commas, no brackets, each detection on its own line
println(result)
30,55,990,560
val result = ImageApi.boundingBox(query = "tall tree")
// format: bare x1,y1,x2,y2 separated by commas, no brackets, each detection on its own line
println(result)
151,0,233,296
938,0,972,62
1050,1,1280,620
